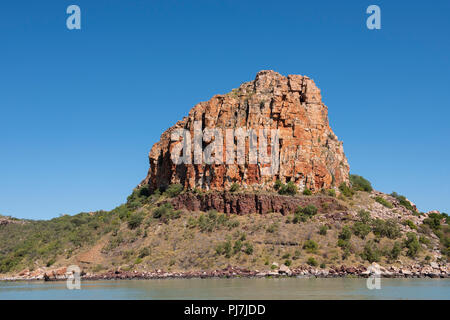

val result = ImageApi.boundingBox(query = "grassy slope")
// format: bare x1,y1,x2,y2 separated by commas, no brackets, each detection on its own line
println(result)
0,187,448,276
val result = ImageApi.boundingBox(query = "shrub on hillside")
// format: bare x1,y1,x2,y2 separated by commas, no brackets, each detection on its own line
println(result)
138,247,150,258
372,219,400,239
352,221,371,239
338,183,354,198
292,205,318,223
358,210,371,224
389,241,402,260
307,257,318,267
153,203,173,218
303,240,318,253
128,213,144,230
361,240,381,263
390,192,415,212
244,242,254,255
274,179,283,191
374,196,393,209
164,184,184,197
197,211,238,233
349,174,373,192
339,226,352,241
404,232,420,257
266,223,279,233
319,225,328,235
423,213,443,232
403,220,417,230
229,183,240,192
278,181,298,196
303,188,312,196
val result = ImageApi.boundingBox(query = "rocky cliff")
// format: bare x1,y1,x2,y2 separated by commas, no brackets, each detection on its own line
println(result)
141,70,349,193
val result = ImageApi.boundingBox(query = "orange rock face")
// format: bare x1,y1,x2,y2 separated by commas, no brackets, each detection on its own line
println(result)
141,70,349,192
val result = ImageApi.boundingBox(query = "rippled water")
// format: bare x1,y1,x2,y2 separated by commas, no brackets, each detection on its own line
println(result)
0,278,449,300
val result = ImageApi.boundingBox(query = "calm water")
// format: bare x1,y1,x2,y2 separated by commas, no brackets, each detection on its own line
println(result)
0,278,449,300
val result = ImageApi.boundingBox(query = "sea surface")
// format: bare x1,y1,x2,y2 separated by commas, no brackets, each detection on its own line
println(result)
0,278,449,300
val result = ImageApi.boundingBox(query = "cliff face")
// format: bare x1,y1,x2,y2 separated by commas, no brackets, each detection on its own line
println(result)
142,70,349,192
168,192,347,215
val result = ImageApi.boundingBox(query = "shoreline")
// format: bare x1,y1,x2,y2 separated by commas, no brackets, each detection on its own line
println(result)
1,265,449,282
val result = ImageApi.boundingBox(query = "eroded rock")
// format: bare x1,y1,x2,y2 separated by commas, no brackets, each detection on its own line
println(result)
141,70,349,193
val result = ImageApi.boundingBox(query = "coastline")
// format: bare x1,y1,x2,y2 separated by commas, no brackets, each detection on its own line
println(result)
1,264,448,282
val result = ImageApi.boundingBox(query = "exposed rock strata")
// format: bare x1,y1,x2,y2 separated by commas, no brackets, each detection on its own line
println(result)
142,70,349,193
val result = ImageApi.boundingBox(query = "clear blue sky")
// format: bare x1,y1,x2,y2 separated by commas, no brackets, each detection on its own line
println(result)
0,0,449,220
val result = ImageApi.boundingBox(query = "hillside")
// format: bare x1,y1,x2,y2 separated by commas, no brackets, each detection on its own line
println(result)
0,178,448,280
1,70,448,280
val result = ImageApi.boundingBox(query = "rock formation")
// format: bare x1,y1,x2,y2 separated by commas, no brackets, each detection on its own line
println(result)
141,70,349,192
168,192,346,215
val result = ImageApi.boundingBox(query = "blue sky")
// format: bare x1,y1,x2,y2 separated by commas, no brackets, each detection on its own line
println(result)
0,0,449,219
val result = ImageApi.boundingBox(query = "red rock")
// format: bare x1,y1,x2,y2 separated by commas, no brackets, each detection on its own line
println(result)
140,70,349,193
168,191,346,215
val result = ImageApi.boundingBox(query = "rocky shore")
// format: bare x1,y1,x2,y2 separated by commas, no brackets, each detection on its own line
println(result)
1,263,448,281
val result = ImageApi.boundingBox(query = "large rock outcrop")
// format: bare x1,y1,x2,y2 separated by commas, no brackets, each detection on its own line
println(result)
141,70,349,192
168,192,347,215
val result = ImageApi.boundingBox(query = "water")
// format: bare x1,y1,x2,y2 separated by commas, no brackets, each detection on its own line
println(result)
0,278,449,300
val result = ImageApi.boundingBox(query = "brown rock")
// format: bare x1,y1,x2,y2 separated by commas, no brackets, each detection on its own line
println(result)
168,191,346,215
141,70,349,193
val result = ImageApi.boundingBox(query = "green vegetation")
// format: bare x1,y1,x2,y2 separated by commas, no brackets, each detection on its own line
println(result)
319,225,328,236
374,196,393,209
390,192,416,212
274,179,283,191
358,210,371,224
152,203,180,223
360,240,381,263
292,205,318,223
338,183,354,198
302,188,312,196
164,184,184,198
349,174,373,192
216,238,253,258
421,212,449,260
371,219,400,239
138,247,150,259
266,223,279,233
306,257,318,267
404,232,420,257
337,226,352,252
0,209,123,273
423,213,443,232
302,240,318,253
389,242,402,260
339,226,352,241
0,178,445,275
126,185,153,210
352,221,371,239
229,183,240,193
327,189,336,197
193,210,239,233
402,220,417,230
277,181,298,196
128,213,144,230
